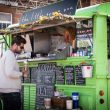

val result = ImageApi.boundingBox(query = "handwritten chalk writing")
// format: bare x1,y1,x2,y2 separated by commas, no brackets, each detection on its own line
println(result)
31,12,34,21
20,0,78,24
64,9,66,12
70,7,73,10
67,8,70,11
58,10,60,13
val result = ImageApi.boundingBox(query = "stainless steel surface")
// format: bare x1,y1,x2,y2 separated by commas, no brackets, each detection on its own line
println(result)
34,32,51,54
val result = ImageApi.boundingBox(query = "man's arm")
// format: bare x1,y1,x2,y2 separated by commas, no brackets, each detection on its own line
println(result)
5,54,22,79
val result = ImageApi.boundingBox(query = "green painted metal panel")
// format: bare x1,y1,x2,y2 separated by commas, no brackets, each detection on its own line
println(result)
107,79,110,110
22,83,36,110
75,2,110,17
93,15,108,76
75,4,99,17
96,79,108,110
19,57,95,68
0,35,10,52
55,85,96,110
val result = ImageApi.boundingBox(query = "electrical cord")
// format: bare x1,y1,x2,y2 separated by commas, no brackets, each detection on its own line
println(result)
2,35,9,48
0,97,4,110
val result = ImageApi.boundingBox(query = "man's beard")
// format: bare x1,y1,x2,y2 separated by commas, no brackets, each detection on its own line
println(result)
15,50,22,54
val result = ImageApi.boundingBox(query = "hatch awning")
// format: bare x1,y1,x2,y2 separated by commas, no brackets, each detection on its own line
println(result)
0,14,92,35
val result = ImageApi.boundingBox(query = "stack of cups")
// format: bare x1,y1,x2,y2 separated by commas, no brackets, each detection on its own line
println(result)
66,100,73,110
44,98,51,109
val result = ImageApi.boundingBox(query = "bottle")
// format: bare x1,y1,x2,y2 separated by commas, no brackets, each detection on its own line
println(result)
72,48,76,56
69,46,73,57
79,48,83,56
87,46,92,57
83,47,87,56
72,92,79,109
76,48,80,56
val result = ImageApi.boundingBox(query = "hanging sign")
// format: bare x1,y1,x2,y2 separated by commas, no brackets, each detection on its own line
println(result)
19,0,78,24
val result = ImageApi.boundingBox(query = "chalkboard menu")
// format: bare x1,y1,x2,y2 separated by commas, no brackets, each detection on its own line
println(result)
20,0,78,24
75,65,85,85
65,66,74,85
36,63,56,108
55,66,65,84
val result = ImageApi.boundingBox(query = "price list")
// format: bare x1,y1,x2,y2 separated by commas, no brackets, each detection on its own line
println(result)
55,66,65,84
65,66,75,85
75,65,85,85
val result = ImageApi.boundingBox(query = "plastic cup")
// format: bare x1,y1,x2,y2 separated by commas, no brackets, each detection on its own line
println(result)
66,100,73,109
44,98,51,109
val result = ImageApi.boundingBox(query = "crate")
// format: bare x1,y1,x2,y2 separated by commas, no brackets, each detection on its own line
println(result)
22,83,36,110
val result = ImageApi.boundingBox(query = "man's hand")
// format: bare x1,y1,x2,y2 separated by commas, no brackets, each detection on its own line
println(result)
22,67,29,78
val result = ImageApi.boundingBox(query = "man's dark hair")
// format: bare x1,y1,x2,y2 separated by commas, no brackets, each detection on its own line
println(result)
11,35,26,46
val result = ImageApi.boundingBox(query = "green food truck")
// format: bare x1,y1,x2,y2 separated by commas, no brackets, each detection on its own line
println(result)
1,1,110,110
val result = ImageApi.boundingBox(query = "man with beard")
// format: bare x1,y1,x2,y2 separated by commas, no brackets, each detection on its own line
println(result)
0,35,27,110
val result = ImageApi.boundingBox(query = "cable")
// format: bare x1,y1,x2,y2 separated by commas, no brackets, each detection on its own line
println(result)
2,35,9,48
0,97,4,110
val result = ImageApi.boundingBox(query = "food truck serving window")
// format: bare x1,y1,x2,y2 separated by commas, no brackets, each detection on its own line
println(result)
16,18,93,61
